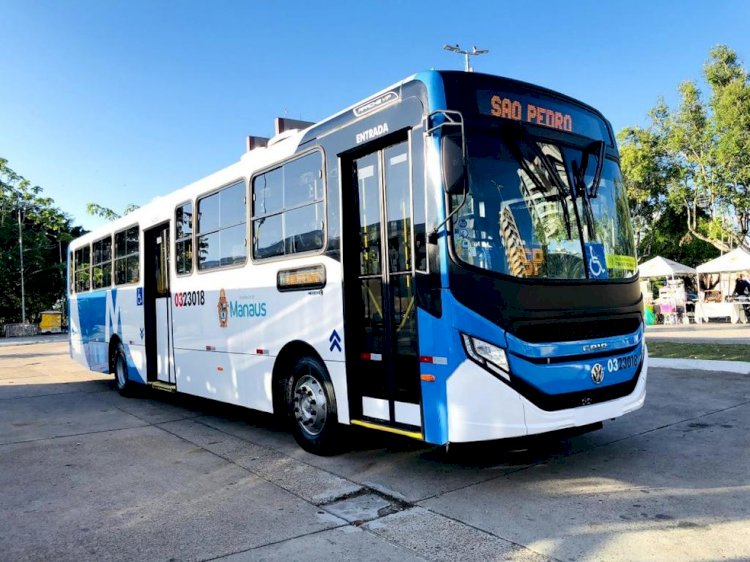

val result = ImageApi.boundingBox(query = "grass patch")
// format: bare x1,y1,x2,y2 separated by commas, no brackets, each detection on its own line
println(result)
647,341,750,362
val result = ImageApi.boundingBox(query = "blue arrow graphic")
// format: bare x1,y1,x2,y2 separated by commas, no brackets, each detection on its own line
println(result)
329,329,342,352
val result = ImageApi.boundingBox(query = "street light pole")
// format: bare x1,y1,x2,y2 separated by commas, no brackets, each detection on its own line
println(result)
443,43,490,72
17,206,26,324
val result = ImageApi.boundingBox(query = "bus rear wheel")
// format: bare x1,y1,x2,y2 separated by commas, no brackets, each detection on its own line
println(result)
288,356,342,455
113,345,134,396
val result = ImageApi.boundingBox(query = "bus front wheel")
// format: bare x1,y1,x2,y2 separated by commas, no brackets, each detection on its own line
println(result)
288,356,342,455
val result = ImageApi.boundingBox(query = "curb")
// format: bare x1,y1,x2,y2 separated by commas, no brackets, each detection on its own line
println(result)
0,335,68,347
649,357,750,374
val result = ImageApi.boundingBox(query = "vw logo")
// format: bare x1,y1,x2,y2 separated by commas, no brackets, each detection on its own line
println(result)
591,363,604,384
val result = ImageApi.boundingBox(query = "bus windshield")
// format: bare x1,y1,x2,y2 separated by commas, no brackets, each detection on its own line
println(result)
451,130,637,280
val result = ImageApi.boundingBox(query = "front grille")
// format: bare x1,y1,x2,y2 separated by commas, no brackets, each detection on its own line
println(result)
518,343,641,365
514,316,642,343
511,357,644,411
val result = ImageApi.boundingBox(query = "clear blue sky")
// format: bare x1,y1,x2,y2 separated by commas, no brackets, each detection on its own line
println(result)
2,0,749,231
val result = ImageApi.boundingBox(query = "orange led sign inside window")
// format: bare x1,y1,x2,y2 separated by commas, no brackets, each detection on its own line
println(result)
490,95,573,133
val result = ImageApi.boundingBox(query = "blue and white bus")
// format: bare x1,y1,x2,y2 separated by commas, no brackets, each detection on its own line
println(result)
69,70,646,454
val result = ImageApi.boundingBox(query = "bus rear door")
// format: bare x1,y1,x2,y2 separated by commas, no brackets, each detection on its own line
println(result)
144,223,175,385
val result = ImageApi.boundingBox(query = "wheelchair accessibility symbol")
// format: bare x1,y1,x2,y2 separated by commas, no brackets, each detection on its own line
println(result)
586,243,608,279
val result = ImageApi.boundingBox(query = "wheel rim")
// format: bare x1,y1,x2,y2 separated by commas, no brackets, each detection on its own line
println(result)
293,372,327,437
116,356,127,388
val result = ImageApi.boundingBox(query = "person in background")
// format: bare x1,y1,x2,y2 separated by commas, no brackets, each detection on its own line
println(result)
732,272,750,297
733,272,750,321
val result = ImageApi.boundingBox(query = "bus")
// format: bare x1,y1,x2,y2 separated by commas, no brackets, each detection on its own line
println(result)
68,70,646,455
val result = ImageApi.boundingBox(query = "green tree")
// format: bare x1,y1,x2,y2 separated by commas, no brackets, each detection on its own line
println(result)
86,202,139,221
618,100,676,249
0,158,83,325
708,45,750,246
619,45,750,257
637,206,718,267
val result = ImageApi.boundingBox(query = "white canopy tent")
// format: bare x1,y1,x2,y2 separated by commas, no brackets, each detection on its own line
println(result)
695,247,750,323
638,256,696,278
638,257,696,324
696,247,750,273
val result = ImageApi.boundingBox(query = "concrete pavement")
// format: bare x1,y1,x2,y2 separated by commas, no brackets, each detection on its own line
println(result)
645,322,750,344
1,340,749,561
646,322,750,373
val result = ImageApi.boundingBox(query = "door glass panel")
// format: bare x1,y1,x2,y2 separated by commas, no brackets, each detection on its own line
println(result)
384,142,411,273
391,273,419,399
360,278,385,354
391,273,416,355
155,228,169,297
384,141,418,402
355,154,381,275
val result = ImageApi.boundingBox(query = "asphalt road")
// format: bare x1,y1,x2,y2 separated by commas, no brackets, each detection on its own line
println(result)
1,341,749,561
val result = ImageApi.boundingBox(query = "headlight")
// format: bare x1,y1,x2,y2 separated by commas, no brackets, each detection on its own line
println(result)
461,333,510,380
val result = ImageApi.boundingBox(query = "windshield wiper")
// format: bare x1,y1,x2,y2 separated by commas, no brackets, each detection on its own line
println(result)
573,140,605,240
586,141,605,198
500,123,574,239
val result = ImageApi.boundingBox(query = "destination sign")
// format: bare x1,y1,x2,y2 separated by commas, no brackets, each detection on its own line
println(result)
475,89,610,142
490,95,573,132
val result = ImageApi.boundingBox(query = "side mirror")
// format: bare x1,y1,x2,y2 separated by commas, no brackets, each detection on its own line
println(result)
441,133,466,195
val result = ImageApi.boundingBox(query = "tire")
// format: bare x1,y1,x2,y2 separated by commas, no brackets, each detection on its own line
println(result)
113,345,134,396
287,356,343,455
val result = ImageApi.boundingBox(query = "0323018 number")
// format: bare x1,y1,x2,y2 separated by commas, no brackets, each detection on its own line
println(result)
174,290,205,308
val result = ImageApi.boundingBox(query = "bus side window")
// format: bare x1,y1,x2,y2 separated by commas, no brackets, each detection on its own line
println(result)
175,202,193,275
115,225,140,285
196,180,247,271
252,151,324,260
92,236,112,289
74,246,91,293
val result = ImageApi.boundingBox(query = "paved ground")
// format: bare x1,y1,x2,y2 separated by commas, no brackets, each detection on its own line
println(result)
1,340,749,561
645,323,750,374
0,333,68,347
645,322,750,344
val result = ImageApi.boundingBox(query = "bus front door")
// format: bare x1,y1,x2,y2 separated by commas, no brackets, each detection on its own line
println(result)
344,139,422,433
144,223,175,385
